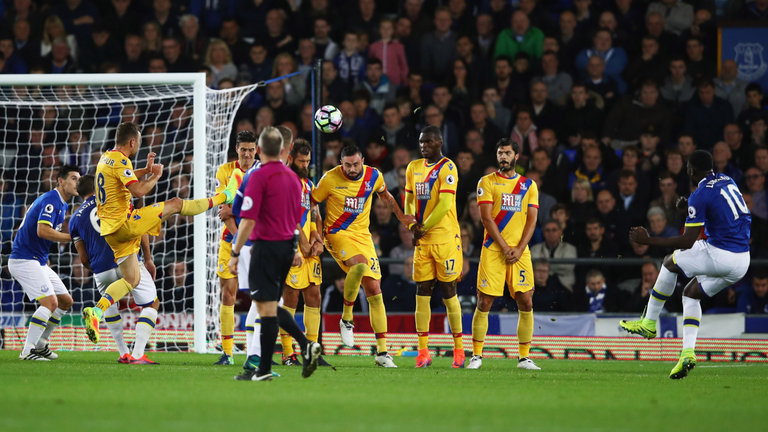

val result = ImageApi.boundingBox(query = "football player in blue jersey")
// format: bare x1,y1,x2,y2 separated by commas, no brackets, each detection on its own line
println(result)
620,150,751,379
69,175,161,364
8,166,80,360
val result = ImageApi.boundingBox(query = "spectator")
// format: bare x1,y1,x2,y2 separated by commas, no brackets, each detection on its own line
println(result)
644,12,678,58
737,83,767,132
675,133,697,159
577,218,620,284
381,256,417,312
561,82,604,147
525,169,556,231
603,80,672,148
494,10,544,61
460,192,484,252
647,0,693,35
748,115,767,147
576,269,624,312
0,34,27,74
536,50,572,106
368,18,408,87
744,191,768,258
724,123,754,171
595,189,620,240
737,271,768,314
334,31,366,90
626,261,660,312
239,43,273,84
660,57,695,108
419,6,457,83
531,258,571,312
388,224,415,277
43,37,78,73
41,15,78,61
376,105,417,150
163,36,199,73
120,34,146,73
575,29,628,94
432,84,465,131
203,38,236,87
537,128,571,172
623,35,667,94
149,0,179,37
573,0,596,35
322,275,369,314
756,147,768,175
179,14,207,65
273,52,306,106
584,55,619,109
712,141,743,184
448,58,476,111
555,10,582,74
11,18,41,69
141,21,162,56
597,10,630,53
684,36,714,81
473,13,496,62
455,34,488,91
510,107,538,166
161,260,193,311
262,8,296,57
570,178,599,228
744,167,768,220
529,80,561,131
337,100,367,149
218,18,250,67
310,17,338,61
423,104,460,158
647,206,678,253
264,80,298,125
650,170,684,228
569,146,606,192
530,219,578,291
715,59,748,118
531,147,568,203
481,86,512,135
469,101,503,154
614,169,647,252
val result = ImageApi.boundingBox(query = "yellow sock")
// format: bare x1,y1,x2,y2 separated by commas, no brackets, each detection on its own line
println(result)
415,295,431,350
472,308,489,356
180,198,213,216
304,306,321,342
97,278,133,311
342,264,365,321
443,295,463,351
279,306,296,356
219,304,234,356
367,293,388,354
518,310,533,359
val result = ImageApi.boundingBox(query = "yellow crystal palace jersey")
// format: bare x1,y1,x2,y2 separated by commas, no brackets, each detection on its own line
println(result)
311,165,385,236
95,149,139,236
298,177,314,239
215,160,246,242
476,172,539,250
405,157,460,244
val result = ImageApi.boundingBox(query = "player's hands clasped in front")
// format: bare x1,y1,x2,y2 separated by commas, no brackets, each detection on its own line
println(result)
629,226,650,245
503,245,523,263
410,223,425,246
292,252,303,267
228,256,238,274
310,241,324,256
150,163,163,179
143,152,156,171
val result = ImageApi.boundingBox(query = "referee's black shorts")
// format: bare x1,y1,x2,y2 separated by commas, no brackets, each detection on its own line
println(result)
248,239,295,302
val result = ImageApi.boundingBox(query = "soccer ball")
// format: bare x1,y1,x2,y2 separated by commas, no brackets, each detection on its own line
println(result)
314,105,343,133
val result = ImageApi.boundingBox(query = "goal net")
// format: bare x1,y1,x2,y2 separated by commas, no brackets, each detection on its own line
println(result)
0,73,257,353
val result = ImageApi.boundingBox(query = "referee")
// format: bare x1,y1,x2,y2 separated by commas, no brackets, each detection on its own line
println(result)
228,126,321,381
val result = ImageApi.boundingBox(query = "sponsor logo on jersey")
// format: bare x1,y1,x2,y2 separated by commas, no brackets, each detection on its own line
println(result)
301,191,311,209
43,204,54,215
121,159,127,165
415,182,431,200
343,196,365,214
477,187,484,197
688,206,697,219
446,174,456,185
133,214,141,220
500,193,522,212
123,169,133,177
242,197,253,211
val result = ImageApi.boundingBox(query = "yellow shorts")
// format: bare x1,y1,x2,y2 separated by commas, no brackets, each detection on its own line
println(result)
324,232,381,280
477,246,533,297
217,239,236,279
286,255,322,289
413,236,463,282
104,203,164,260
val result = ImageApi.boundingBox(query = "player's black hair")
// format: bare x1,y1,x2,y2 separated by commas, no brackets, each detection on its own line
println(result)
58,165,80,180
496,138,520,155
688,149,714,173
339,144,362,159
77,174,95,197
290,139,311,158
420,125,443,142
115,121,140,146
236,130,257,145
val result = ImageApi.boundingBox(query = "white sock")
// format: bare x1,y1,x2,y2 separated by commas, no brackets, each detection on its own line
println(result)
682,296,702,351
246,301,261,357
644,266,678,321
23,306,51,354
104,303,129,356
132,308,158,358
36,307,65,349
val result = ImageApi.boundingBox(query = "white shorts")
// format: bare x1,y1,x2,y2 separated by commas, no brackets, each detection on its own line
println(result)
673,240,751,297
93,265,158,307
8,259,69,301
237,245,252,291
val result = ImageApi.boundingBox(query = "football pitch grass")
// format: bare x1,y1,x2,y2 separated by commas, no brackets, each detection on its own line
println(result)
1,351,765,432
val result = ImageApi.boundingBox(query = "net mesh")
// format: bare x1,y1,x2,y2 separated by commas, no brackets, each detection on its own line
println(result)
0,77,257,352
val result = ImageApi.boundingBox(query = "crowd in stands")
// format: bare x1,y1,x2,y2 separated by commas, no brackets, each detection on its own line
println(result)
1,0,767,316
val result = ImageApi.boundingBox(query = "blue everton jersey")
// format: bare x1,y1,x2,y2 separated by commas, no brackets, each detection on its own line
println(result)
10,189,68,264
69,196,118,274
685,173,751,253
232,160,260,247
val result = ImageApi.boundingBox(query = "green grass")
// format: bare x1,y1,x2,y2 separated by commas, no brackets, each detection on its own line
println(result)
1,351,765,432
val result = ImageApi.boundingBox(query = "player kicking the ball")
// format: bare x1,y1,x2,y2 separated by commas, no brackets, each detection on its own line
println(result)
468,139,541,371
311,144,415,367
82,122,238,344
620,150,750,379
405,126,465,368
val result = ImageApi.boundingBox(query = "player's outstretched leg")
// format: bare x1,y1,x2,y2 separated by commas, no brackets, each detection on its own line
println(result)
179,170,240,217
620,259,678,339
339,263,366,347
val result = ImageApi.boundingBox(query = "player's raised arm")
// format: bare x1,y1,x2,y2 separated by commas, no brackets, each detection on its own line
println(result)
126,162,162,198
132,152,156,178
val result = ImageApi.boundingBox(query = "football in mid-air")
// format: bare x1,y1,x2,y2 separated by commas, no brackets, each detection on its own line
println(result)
314,105,343,133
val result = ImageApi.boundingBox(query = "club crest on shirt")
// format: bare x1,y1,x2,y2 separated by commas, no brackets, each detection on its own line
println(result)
520,182,528,190
415,182,431,200
290,274,298,284
343,196,365,214
364,181,373,192
500,193,522,212
480,279,488,288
